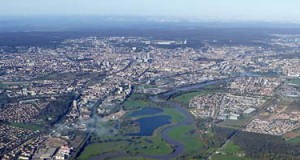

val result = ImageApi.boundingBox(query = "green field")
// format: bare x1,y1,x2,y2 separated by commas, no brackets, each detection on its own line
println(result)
288,78,300,86
216,119,250,130
212,154,252,160
171,84,226,107
123,94,154,110
78,142,121,160
172,91,210,106
168,125,204,154
212,141,251,160
123,99,150,110
287,135,300,144
78,133,172,160
222,141,242,154
9,122,44,131
143,84,158,89
113,157,153,160
162,108,184,123
0,81,30,89
79,90,226,160
79,105,183,160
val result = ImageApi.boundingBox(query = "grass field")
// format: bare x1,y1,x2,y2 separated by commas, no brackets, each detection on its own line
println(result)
78,133,172,160
78,105,183,160
168,125,204,154
212,154,252,160
9,122,44,131
113,157,154,160
143,84,158,89
172,86,225,106
288,78,300,86
0,81,30,89
212,141,252,160
287,135,300,144
78,142,121,160
221,141,242,154
123,99,152,110
79,91,208,159
161,108,184,123
216,119,250,130
123,94,154,110
172,91,211,106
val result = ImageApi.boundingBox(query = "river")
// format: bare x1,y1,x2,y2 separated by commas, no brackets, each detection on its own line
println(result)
89,78,235,160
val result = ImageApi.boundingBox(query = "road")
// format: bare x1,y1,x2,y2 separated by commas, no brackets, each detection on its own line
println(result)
206,97,276,160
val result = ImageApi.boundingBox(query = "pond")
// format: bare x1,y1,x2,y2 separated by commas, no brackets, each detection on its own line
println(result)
129,107,163,117
127,115,171,136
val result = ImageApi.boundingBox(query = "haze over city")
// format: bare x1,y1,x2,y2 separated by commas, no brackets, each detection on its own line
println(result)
1,0,300,22
1,1,300,160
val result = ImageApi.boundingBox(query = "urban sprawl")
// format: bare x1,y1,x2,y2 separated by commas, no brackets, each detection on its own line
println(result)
0,34,300,159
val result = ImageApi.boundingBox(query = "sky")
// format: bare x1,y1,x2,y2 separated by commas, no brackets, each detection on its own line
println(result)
1,0,300,22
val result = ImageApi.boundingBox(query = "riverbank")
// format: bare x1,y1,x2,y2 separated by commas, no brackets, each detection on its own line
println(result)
78,78,237,160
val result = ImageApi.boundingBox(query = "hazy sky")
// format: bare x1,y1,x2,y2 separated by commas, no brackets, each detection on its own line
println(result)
1,0,300,22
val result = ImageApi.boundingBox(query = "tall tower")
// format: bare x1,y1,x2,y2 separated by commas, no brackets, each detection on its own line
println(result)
72,100,77,108
183,39,188,45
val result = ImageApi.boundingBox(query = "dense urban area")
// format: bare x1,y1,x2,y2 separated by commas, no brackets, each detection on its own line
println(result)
1,32,300,160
